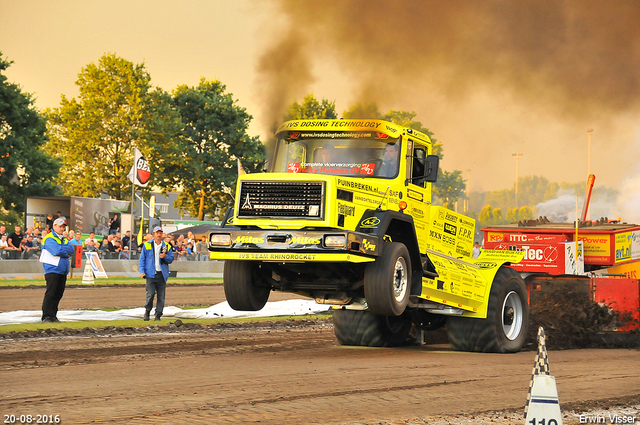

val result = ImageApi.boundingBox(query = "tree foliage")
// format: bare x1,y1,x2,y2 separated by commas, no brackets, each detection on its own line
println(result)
0,52,60,223
284,94,337,120
505,206,534,223
477,205,504,227
45,54,179,199
343,104,444,159
159,78,265,220
433,170,467,209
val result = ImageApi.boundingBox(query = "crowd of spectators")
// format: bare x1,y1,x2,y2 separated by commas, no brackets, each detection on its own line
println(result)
0,220,210,261
166,231,209,261
0,224,44,260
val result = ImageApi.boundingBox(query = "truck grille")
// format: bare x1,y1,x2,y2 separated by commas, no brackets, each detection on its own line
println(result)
237,181,325,218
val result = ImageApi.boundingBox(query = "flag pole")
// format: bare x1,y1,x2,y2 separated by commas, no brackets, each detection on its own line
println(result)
130,148,136,257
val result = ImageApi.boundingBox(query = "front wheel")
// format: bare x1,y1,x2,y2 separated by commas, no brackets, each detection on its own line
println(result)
364,242,412,316
223,260,270,311
447,266,529,353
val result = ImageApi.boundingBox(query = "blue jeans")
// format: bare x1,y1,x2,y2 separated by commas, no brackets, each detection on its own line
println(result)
145,275,166,316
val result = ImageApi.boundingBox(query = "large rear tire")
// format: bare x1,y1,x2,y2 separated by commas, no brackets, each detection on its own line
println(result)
333,309,412,347
223,260,270,311
447,266,529,353
364,242,411,316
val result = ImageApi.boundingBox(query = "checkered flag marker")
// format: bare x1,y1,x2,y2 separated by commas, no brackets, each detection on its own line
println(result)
524,327,563,424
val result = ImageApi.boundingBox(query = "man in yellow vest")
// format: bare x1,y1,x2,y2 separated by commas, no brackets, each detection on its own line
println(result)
139,226,174,321
40,217,75,322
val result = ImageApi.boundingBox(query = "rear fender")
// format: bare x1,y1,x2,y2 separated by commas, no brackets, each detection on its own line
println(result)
420,249,525,318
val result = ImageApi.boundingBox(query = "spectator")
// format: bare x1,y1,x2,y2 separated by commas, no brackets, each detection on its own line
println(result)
122,230,131,250
85,232,98,247
32,234,42,258
472,242,482,259
104,236,117,259
0,225,7,237
109,213,120,235
85,239,98,253
113,240,123,257
45,214,54,231
120,245,130,260
69,231,84,249
68,229,75,240
106,234,115,250
196,236,209,261
98,239,109,258
186,242,196,261
0,234,11,259
128,233,138,253
175,240,186,261
8,225,24,259
22,236,39,259
26,226,35,237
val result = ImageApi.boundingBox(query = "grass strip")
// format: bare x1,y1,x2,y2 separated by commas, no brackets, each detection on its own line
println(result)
0,314,333,334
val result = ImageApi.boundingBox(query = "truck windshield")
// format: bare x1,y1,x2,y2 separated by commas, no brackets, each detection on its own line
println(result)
271,132,401,178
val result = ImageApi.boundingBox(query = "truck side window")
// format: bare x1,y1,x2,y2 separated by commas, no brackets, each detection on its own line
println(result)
411,146,426,187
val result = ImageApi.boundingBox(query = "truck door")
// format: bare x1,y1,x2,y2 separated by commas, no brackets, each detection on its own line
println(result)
406,139,431,253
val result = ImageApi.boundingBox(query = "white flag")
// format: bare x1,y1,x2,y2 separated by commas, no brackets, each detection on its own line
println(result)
127,148,150,187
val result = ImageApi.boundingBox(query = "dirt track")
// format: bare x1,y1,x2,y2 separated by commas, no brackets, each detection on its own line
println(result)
0,284,305,311
1,285,639,424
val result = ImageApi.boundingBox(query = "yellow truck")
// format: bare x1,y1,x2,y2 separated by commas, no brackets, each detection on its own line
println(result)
208,119,527,352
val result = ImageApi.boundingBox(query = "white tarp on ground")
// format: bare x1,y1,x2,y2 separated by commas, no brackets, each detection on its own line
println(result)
0,300,332,326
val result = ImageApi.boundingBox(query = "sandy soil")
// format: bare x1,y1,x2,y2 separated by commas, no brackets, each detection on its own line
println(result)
1,285,639,424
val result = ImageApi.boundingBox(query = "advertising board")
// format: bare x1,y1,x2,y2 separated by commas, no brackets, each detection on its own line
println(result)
485,239,584,274
427,206,475,258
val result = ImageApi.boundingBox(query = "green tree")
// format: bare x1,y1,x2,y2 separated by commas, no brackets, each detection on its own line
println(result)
506,206,534,223
493,207,504,223
0,52,60,224
45,53,179,199
284,94,337,120
381,110,443,159
160,78,265,220
433,170,466,209
477,204,506,227
478,205,494,227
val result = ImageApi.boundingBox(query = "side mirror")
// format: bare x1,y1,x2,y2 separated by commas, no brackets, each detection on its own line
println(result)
424,155,439,183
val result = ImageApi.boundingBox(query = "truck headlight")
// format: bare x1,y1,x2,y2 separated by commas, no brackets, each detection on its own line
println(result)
324,235,346,248
210,234,232,246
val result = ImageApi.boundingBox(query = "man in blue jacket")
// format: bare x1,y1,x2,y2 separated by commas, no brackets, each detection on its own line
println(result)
40,217,75,322
139,226,174,321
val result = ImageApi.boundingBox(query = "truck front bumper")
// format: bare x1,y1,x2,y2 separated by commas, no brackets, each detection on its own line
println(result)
208,229,379,263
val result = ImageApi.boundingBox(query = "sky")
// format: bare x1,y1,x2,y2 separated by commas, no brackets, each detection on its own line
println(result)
2,0,639,217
